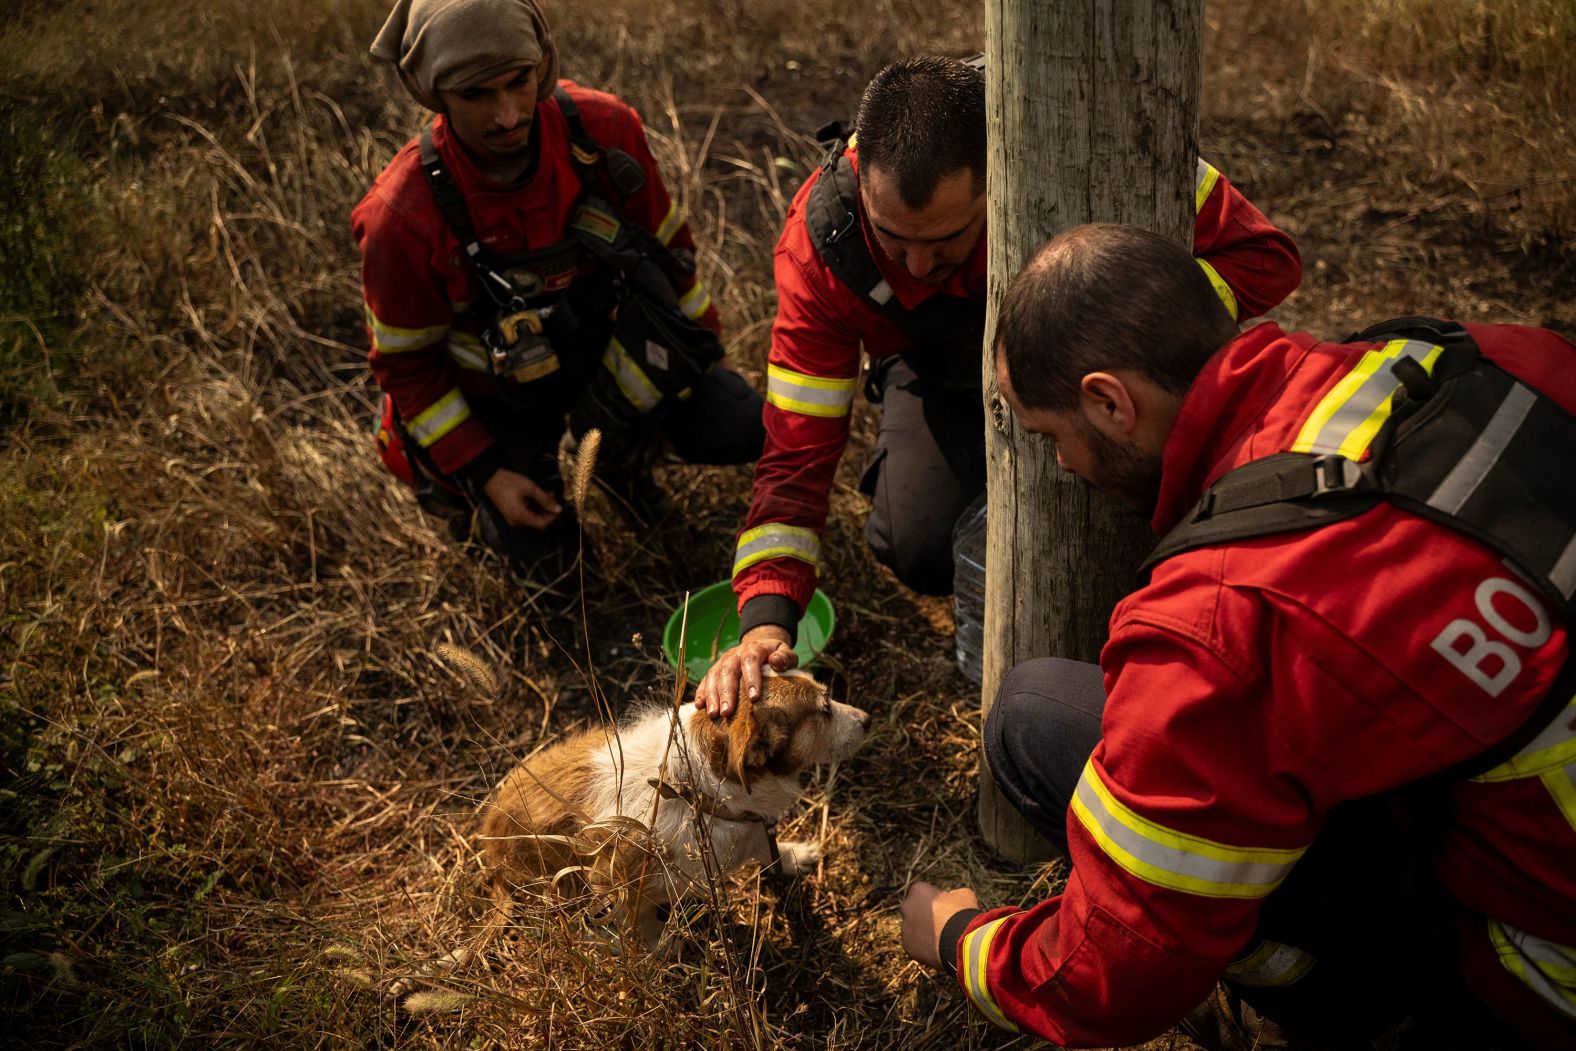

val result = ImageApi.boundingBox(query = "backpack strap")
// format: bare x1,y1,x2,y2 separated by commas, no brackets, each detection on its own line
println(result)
553,86,646,200
419,124,527,310
803,146,986,361
1142,317,1576,782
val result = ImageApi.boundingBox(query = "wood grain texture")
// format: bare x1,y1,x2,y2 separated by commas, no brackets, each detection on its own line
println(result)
979,0,1204,863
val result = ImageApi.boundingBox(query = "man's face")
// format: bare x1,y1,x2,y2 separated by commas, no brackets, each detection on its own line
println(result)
995,353,1165,517
438,64,541,165
860,163,986,285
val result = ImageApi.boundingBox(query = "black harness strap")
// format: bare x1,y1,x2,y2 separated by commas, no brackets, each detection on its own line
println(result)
422,122,513,305
552,87,646,201
1141,318,1576,781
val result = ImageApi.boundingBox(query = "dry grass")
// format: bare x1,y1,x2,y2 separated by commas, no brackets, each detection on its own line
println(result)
2,0,1573,1048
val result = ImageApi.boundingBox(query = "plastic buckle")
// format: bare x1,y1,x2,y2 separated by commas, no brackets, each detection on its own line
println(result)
1310,454,1362,498
826,208,856,245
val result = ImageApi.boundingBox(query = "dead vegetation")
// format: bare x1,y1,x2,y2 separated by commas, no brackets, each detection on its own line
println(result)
2,0,1572,1048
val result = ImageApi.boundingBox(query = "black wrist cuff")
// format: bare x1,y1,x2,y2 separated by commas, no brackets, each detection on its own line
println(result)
738,594,800,644
453,446,504,491
938,908,982,980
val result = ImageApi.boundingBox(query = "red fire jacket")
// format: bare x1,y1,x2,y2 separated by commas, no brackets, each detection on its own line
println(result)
731,148,1303,621
948,321,1576,1049
352,81,717,478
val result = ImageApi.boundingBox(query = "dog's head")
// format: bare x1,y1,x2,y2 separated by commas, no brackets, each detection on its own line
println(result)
693,671,870,794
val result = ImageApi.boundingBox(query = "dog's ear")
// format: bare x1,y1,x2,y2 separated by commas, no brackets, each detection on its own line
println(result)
726,709,769,795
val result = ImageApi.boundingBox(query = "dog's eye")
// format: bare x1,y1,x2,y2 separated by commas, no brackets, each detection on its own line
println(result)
818,696,832,716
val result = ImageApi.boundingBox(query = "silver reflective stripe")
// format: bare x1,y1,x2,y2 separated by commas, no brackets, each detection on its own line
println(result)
446,332,490,372
655,202,683,245
765,364,856,418
1195,158,1221,211
1489,919,1576,1020
1551,533,1576,600
868,279,894,306
732,523,819,576
407,388,470,447
678,282,712,320
1071,762,1304,898
1427,383,1537,515
606,339,661,413
961,917,1018,1031
366,307,448,354
1292,340,1441,457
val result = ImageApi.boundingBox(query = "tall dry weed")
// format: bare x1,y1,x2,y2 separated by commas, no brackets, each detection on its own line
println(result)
4,0,1573,1048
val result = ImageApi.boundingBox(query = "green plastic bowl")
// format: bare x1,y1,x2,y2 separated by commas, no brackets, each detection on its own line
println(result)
663,580,835,685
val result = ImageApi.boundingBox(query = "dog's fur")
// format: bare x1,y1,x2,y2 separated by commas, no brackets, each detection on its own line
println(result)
479,670,870,949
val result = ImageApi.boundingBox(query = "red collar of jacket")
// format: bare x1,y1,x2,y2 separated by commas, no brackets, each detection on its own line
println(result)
422,93,585,254
1150,321,1320,535
428,96,565,196
845,145,989,308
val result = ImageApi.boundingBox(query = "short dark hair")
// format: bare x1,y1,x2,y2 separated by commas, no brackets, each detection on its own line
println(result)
995,224,1238,412
855,56,985,208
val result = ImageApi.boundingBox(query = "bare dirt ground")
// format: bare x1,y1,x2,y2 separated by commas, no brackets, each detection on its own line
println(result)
2,1,1571,1048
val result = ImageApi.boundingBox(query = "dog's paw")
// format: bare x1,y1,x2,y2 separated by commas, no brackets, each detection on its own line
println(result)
774,840,822,878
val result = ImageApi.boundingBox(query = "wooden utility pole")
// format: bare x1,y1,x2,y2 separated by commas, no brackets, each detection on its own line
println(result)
979,0,1206,862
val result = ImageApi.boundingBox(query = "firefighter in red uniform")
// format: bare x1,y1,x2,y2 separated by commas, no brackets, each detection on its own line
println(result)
900,224,1576,1051
355,0,763,573
695,56,1302,715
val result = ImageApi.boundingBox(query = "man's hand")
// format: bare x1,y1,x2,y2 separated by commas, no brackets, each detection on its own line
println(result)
483,468,563,530
901,881,981,971
694,624,796,718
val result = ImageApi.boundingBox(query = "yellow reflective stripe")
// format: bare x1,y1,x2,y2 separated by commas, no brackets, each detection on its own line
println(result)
1071,760,1306,899
961,917,1020,1032
1472,697,1576,783
1488,919,1576,1020
678,281,713,320
445,331,490,372
655,202,684,246
605,338,662,413
1197,258,1239,321
570,142,599,167
366,306,447,354
407,388,471,448
1224,940,1316,988
1195,158,1221,212
1290,340,1446,458
1540,763,1576,836
732,523,819,577
765,363,856,418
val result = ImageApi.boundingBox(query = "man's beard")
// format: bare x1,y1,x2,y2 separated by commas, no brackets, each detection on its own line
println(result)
1073,415,1164,519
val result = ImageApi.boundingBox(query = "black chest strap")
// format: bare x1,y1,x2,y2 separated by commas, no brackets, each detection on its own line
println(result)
417,87,650,308
1141,318,1576,780
803,145,985,355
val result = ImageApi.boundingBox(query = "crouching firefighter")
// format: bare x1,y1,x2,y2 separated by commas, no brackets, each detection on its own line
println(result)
900,224,1576,1051
354,0,764,574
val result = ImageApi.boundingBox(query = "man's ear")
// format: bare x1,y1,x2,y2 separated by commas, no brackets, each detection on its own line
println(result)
1079,371,1139,438
726,712,768,795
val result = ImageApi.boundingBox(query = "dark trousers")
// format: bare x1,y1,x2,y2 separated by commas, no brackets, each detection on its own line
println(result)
984,657,1520,1050
861,356,986,596
433,366,764,574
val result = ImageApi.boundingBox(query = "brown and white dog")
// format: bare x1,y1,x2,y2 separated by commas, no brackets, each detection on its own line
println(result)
478,669,870,950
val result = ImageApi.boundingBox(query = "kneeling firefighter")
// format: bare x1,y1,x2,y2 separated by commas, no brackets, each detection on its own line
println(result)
354,0,764,574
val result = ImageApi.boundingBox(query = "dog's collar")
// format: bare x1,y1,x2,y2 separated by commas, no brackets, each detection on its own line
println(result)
647,777,783,876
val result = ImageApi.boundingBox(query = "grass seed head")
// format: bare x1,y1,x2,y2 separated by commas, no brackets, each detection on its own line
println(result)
435,643,500,696
572,428,601,507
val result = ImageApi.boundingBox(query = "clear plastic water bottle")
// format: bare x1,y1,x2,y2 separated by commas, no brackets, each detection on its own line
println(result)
952,493,987,684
